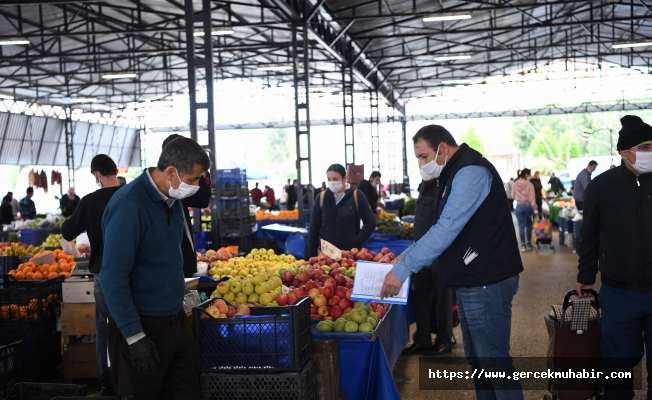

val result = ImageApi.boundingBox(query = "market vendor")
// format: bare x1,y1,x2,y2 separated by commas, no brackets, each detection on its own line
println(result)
61,154,122,396
162,134,211,278
101,137,210,399
308,163,376,257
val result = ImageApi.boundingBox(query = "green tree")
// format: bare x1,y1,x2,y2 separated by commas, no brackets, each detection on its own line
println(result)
461,126,487,157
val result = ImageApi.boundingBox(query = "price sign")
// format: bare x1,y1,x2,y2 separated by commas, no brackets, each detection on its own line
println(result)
59,239,80,256
33,253,55,266
320,239,342,261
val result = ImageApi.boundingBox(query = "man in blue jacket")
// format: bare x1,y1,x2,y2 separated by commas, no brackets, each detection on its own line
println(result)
101,137,210,399
380,125,524,399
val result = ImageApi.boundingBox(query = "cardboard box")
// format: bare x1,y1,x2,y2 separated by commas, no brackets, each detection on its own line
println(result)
63,277,95,303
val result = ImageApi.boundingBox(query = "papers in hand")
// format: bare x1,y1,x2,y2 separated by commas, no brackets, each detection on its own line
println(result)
60,238,80,256
320,239,342,261
351,261,410,305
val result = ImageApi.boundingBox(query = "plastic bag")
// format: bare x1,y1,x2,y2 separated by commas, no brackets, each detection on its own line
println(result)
76,232,91,258
38,213,59,228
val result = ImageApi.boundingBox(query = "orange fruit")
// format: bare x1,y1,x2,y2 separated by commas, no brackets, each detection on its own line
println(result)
48,265,59,273
47,272,59,280
27,299,38,311
15,271,25,280
8,270,16,278
25,272,34,280
62,272,70,279
18,306,27,320
23,267,33,274
60,265,71,273
67,255,74,262
17,265,24,272
33,271,43,280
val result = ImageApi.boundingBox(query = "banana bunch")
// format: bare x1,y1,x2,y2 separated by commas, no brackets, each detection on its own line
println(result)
1,243,44,256
378,209,397,220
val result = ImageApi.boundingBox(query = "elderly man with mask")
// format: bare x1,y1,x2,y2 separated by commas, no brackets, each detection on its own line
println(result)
576,115,652,399
380,125,524,399
101,137,210,399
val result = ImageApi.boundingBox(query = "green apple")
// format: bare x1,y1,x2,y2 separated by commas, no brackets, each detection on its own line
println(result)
248,293,259,303
217,281,230,295
255,282,270,295
259,293,272,306
235,293,248,304
223,292,235,303
230,281,242,294
242,283,254,296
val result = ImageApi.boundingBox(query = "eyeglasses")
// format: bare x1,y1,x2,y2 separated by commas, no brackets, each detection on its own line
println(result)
628,143,652,153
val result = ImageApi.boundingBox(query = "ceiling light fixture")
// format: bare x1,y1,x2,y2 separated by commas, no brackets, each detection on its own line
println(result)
194,28,235,36
257,65,293,71
70,97,97,103
434,54,472,61
0,39,30,46
441,79,474,85
102,73,137,79
423,14,471,22
612,42,652,49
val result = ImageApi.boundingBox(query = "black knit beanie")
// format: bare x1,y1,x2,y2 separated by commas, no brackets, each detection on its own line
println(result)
617,115,652,151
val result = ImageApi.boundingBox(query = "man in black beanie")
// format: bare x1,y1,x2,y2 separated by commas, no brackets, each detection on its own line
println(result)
576,115,652,398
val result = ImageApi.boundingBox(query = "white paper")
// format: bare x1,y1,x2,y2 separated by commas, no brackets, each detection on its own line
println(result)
320,239,342,261
60,238,80,256
350,261,410,305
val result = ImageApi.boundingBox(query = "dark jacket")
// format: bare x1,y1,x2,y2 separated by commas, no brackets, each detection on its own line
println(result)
60,194,81,217
530,178,543,203
181,172,211,277
357,178,379,212
577,164,652,292
549,177,564,194
0,202,13,225
434,144,523,288
414,179,439,240
286,185,297,211
62,186,122,274
19,196,36,220
308,187,376,256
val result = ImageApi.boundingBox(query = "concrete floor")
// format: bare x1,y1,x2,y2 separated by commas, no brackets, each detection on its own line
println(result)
393,225,648,400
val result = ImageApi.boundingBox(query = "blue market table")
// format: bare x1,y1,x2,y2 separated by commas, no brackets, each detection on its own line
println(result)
258,223,306,253
311,303,410,400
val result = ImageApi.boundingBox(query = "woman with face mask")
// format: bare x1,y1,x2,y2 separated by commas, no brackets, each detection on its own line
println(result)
512,168,537,251
307,164,377,257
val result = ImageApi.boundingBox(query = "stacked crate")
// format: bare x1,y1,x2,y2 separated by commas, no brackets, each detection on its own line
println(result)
193,296,315,400
216,169,254,248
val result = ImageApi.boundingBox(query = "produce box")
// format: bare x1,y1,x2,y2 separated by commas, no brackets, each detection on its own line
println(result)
3,382,86,400
216,169,247,197
193,296,312,372
310,304,392,342
0,275,63,321
63,341,99,381
18,230,46,247
0,319,59,382
200,358,317,400
0,340,22,400
61,302,95,336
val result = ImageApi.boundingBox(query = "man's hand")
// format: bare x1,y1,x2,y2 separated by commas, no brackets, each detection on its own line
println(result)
576,283,594,298
391,255,403,266
380,272,402,299
128,336,160,374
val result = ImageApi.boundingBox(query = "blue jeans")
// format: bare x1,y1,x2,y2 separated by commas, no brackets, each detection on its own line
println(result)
514,203,533,244
600,284,652,400
456,275,523,400
94,274,112,388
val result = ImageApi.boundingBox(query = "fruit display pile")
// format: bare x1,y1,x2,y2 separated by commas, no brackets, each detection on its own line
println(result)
255,209,299,220
374,220,414,240
196,248,234,264
377,209,398,220
0,294,60,321
7,250,76,280
315,301,384,333
0,242,44,256
400,223,414,240
41,233,63,248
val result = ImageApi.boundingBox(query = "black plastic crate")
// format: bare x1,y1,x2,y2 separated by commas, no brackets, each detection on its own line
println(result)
0,257,20,277
3,382,86,400
0,320,58,382
219,218,254,238
193,296,312,372
200,358,316,400
218,200,250,219
0,275,63,321
0,340,22,399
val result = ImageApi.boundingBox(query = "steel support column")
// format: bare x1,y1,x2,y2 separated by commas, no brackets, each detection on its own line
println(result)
185,0,218,240
401,118,409,192
292,21,312,228
342,64,355,165
139,124,147,171
386,105,396,192
64,107,75,188
370,89,380,173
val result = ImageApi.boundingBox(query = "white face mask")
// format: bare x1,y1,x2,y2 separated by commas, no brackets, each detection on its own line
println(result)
328,180,343,193
168,169,200,199
419,145,447,181
627,150,652,174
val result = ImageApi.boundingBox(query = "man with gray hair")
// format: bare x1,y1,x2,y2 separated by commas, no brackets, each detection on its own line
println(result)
101,137,210,399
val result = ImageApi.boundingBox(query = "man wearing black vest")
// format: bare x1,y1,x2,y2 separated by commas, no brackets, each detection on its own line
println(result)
380,125,524,399
401,132,453,356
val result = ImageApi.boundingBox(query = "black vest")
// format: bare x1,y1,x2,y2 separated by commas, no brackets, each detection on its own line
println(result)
414,178,439,241
434,144,523,288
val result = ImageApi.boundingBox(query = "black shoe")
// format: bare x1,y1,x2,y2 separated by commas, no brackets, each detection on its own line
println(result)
100,386,115,396
401,342,430,356
424,342,452,356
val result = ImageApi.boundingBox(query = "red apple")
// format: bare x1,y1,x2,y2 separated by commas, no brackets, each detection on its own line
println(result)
330,262,340,269
306,280,320,290
350,248,359,256
310,304,317,314
309,257,318,264
317,306,330,317
281,271,294,283
318,258,327,266
324,278,336,289
227,305,237,318
312,269,324,280
356,251,367,260
287,291,298,305
319,275,330,284
381,247,390,255
291,278,301,288
323,316,334,321
341,250,350,258
334,274,346,286
335,286,347,299
307,288,321,300
345,288,352,299
297,270,311,282
313,294,328,307
330,306,343,319
365,253,374,261
339,298,351,310
328,295,341,307
380,255,392,263
321,286,335,299
311,314,322,320
373,254,383,262
345,278,354,289
277,293,288,306
344,307,353,314
295,289,307,299
329,268,339,278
